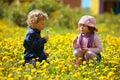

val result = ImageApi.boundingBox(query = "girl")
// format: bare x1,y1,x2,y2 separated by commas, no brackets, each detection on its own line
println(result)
72,15,103,66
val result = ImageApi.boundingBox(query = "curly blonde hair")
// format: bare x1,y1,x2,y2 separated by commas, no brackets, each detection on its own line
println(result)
27,9,48,27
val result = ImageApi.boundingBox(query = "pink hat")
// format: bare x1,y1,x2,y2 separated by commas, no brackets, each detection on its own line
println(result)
78,15,98,31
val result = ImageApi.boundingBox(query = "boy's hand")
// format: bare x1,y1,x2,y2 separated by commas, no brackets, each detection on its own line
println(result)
45,53,49,58
44,35,49,41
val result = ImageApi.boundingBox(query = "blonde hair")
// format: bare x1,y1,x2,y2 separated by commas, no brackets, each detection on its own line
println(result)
27,9,48,27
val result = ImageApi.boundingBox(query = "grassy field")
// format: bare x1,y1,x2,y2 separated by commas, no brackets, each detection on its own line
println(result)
0,19,120,80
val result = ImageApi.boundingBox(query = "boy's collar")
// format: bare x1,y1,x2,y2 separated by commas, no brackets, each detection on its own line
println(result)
29,26,41,33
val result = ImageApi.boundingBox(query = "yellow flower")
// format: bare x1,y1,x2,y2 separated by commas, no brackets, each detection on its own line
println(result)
83,72,87,75
93,57,97,60
73,72,80,77
2,56,8,61
83,61,86,65
89,60,93,63
28,76,34,80
0,68,4,71
0,72,3,76
0,63,2,66
8,73,13,78
96,66,99,69
83,78,89,80
89,63,93,67
111,68,116,71
100,76,107,80
82,66,86,69
31,68,36,73
42,62,49,68
36,61,40,67
103,66,109,72
18,60,24,64
55,75,60,79
95,69,99,73
107,71,115,78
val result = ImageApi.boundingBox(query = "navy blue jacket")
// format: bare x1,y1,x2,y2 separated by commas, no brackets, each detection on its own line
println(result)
23,27,46,61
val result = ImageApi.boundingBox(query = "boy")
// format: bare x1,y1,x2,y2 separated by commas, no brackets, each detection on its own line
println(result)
23,9,49,67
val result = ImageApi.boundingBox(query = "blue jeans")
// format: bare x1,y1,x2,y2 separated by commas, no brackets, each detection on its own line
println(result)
96,53,101,61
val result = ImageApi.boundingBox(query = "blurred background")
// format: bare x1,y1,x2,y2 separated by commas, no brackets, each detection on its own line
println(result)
0,0,120,29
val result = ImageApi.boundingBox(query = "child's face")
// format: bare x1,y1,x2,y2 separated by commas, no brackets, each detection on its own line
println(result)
35,19,46,31
79,24,90,34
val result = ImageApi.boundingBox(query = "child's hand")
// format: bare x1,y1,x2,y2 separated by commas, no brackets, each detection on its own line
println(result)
81,48,88,54
45,53,49,58
72,36,78,49
73,36,78,43
44,35,49,41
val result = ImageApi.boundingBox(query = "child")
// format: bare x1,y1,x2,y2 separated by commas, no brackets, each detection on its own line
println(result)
23,9,49,67
72,15,103,66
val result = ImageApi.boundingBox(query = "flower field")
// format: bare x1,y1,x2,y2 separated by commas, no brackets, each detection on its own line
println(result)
0,19,120,80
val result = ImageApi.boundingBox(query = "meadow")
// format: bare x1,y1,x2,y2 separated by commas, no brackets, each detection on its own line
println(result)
0,18,120,80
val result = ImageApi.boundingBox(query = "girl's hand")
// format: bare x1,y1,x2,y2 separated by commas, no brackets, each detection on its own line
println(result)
72,36,78,49
73,36,78,43
81,48,88,54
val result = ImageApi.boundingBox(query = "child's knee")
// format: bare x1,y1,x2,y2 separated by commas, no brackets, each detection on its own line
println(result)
73,50,82,58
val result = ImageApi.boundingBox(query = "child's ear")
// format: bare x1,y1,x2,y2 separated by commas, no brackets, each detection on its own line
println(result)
32,22,37,27
34,20,39,24
34,20,40,26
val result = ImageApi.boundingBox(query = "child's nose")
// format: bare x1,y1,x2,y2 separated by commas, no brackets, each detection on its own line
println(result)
81,27,83,29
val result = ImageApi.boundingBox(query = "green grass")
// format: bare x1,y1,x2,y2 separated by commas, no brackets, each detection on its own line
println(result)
42,26,78,35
